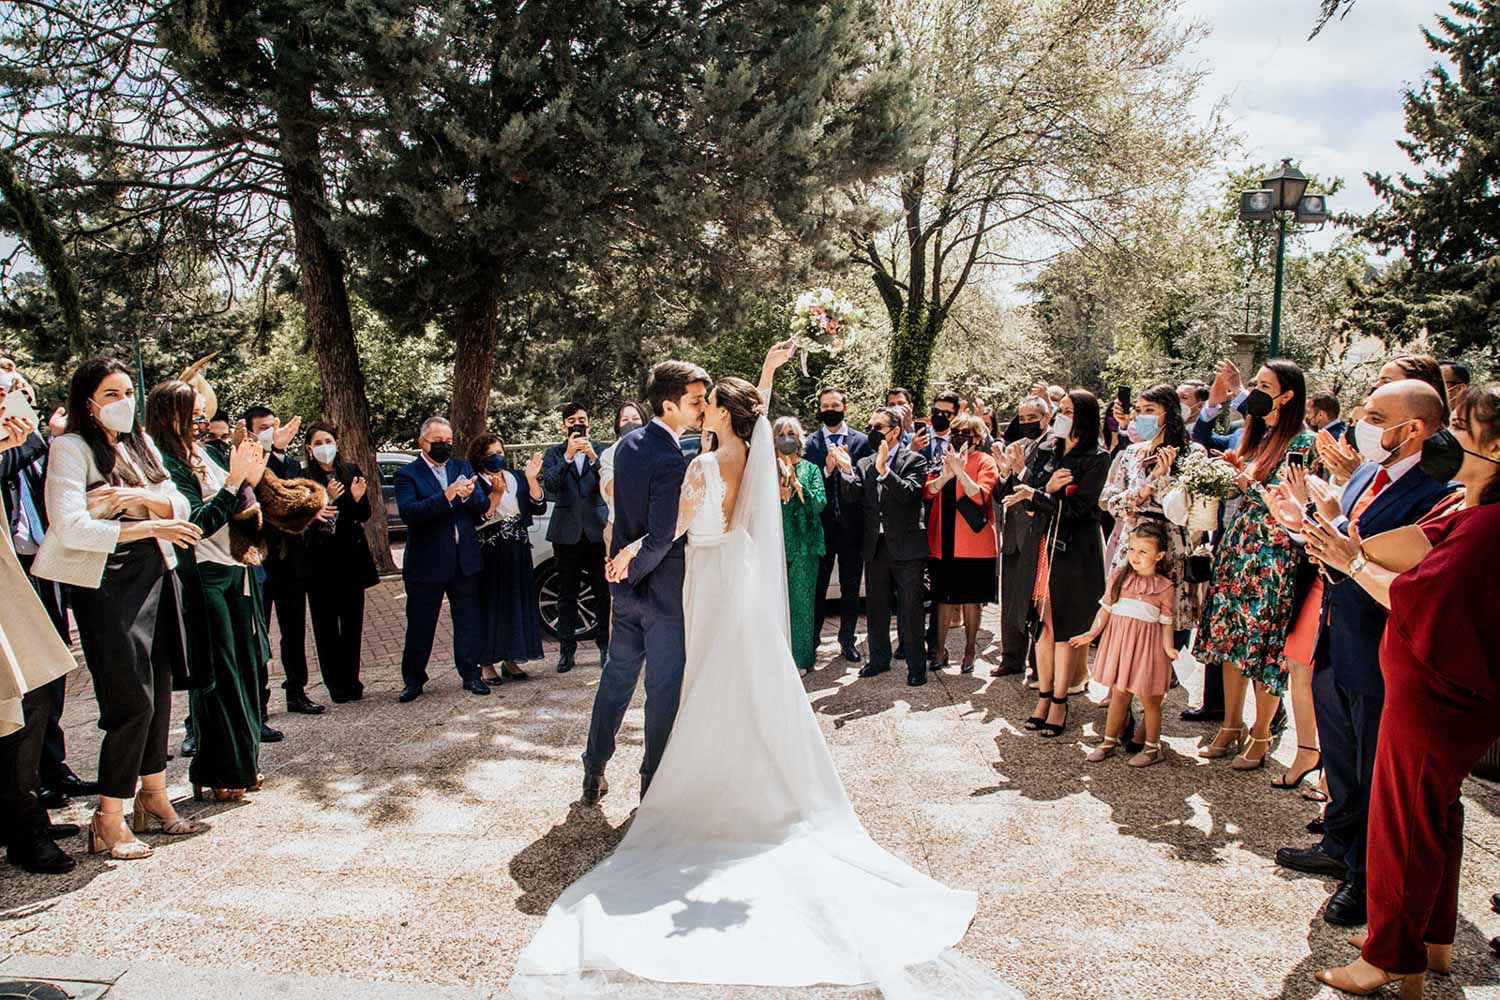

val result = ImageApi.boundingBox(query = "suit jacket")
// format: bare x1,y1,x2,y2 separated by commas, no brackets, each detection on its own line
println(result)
1314,461,1452,694
609,422,688,621
1,433,48,540
394,456,490,583
305,462,380,589
1322,419,1347,442
1192,415,1244,454
542,440,608,545
801,425,870,546
842,446,929,563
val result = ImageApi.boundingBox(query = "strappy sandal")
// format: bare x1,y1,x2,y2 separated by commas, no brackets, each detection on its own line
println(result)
1273,745,1323,790
88,809,153,860
134,788,203,835
1128,741,1164,768
1085,736,1121,763
1039,696,1069,738
1232,734,1276,771
1198,726,1244,759
1023,696,1053,731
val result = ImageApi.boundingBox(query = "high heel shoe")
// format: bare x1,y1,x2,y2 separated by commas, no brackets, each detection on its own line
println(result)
1198,726,1244,759
1232,734,1275,770
87,809,152,860
1273,745,1323,789
1039,696,1069,738
501,660,530,681
1023,696,1053,731
133,788,203,835
192,785,246,803
1344,936,1450,975
1315,963,1423,998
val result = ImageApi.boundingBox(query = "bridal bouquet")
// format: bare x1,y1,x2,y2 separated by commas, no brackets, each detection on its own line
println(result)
788,287,867,375
1170,449,1240,531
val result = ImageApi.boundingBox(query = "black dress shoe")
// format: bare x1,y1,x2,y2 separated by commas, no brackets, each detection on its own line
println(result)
857,664,890,679
1490,935,1500,958
463,676,492,696
841,644,863,664
907,672,927,687
181,729,198,757
582,772,609,807
1180,705,1225,722
287,692,326,715
1307,818,1326,835
45,822,81,840
557,655,576,674
260,723,285,742
1492,891,1500,914
37,787,67,810
1276,844,1348,879
398,684,424,704
6,835,76,875
55,772,100,798
1324,880,1367,927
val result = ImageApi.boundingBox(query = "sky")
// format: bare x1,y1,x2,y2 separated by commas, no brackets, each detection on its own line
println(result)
1182,0,1453,246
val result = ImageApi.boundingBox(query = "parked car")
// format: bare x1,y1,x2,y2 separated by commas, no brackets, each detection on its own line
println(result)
377,450,419,538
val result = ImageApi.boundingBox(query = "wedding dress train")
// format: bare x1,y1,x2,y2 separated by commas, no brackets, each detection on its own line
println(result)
510,414,1020,999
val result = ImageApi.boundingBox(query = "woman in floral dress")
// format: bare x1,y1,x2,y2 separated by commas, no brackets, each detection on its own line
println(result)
1195,360,1316,770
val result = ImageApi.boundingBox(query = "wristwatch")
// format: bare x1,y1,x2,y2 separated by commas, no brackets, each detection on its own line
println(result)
1347,553,1368,577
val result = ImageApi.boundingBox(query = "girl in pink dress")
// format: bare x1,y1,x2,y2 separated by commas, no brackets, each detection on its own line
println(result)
1071,520,1180,767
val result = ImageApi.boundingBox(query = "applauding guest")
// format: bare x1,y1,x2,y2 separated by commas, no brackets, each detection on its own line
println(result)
394,416,490,702
924,413,999,673
35,359,202,860
775,417,826,675
801,388,869,663
468,434,547,684
302,422,379,703
542,403,611,673
991,397,1049,677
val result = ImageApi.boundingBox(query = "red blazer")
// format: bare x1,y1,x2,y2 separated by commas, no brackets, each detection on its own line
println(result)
926,451,999,559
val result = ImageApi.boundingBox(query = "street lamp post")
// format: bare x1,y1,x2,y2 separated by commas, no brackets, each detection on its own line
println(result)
1238,158,1329,359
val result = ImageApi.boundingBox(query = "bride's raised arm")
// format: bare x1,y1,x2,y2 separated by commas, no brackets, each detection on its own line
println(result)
758,339,797,404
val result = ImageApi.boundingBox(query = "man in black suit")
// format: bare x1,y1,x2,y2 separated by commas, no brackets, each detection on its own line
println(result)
244,406,323,724
835,406,930,687
542,402,611,673
800,387,869,663
1309,390,1346,444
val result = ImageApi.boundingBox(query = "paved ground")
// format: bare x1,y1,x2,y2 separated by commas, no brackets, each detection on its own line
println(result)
3,578,1500,1000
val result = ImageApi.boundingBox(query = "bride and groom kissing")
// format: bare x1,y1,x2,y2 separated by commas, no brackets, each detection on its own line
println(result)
510,343,1016,998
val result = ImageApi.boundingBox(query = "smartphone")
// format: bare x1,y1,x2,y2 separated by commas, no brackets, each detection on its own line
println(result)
1287,450,1306,469
1116,385,1132,411
0,385,39,429
568,426,587,438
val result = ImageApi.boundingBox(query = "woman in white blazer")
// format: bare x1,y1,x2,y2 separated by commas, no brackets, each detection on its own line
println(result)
34,358,202,860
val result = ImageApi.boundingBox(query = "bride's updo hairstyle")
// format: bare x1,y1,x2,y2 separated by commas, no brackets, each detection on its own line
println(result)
709,376,764,450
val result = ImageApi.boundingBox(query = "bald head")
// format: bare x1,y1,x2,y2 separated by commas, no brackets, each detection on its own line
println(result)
1371,379,1445,432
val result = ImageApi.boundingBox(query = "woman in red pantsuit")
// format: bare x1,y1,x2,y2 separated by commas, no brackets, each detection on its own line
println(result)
1310,385,1500,998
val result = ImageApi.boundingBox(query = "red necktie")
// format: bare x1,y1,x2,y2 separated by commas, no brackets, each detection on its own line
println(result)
1349,468,1391,527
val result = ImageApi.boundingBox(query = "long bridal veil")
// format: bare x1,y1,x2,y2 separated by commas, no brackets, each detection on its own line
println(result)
510,414,1022,1000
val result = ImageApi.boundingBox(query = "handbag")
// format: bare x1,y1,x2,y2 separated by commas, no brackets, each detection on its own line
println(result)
956,493,989,534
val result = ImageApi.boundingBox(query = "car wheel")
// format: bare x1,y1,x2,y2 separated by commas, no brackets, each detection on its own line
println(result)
535,561,601,641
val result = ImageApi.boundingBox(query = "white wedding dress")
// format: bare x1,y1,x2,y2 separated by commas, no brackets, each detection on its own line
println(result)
510,414,1021,1000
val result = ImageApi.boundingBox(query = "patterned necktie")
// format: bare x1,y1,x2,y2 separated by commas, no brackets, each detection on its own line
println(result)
829,433,844,514
1349,468,1391,527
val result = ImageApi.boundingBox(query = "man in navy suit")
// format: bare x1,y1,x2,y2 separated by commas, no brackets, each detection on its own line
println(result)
541,403,611,673
581,360,709,805
1275,380,1451,927
1309,390,1346,445
801,387,870,662
394,416,492,703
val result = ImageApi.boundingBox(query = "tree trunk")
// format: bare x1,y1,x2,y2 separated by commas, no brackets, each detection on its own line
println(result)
889,303,940,407
274,69,396,575
447,283,499,452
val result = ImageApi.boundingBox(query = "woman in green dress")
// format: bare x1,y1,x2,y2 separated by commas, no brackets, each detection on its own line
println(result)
1194,360,1317,771
146,381,268,801
775,417,826,675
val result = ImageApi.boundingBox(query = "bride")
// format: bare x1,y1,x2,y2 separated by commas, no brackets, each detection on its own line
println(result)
511,346,1019,999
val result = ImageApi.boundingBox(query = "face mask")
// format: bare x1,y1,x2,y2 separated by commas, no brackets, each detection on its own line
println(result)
94,396,136,433
192,415,210,441
929,411,953,433
427,441,453,463
1133,414,1161,441
1354,419,1411,465
818,409,843,429
1051,413,1073,439
1243,389,1275,419
257,428,277,451
617,420,643,437
483,453,506,472
1020,421,1043,440
1181,403,1195,422
1419,430,1465,482
775,435,801,456
868,426,894,447
311,443,339,465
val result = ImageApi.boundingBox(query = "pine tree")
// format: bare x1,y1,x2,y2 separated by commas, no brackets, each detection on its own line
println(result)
1347,1,1500,354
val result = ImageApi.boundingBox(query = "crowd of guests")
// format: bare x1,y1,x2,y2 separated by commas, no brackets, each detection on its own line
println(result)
1,348,1498,998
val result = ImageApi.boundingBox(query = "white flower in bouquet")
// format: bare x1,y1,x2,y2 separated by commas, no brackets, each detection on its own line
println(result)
788,287,867,369
1171,449,1240,500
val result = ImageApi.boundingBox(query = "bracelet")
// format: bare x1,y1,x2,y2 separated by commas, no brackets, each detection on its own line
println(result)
1347,553,1368,577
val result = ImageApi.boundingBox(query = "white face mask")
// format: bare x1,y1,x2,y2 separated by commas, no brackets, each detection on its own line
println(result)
1354,418,1407,465
1181,403,1194,422
257,428,277,451
1051,413,1073,439
94,396,136,434
311,443,338,465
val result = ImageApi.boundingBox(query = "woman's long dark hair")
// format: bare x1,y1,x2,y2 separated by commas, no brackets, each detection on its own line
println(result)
707,377,762,451
144,380,198,467
306,421,353,483
1140,382,1189,465
1388,353,1450,423
1237,359,1307,484
65,357,166,486
1107,519,1172,604
1456,384,1500,506
1066,389,1100,453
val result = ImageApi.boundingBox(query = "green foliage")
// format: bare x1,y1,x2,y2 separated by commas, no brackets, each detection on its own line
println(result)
0,152,82,347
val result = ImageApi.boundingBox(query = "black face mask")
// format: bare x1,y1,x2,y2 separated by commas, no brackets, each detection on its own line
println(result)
1420,430,1465,483
427,441,453,463
617,420,643,437
818,409,844,428
1243,389,1275,419
867,426,894,446
1002,418,1044,443
929,410,953,432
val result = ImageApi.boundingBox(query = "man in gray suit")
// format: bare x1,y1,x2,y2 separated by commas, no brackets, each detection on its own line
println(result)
542,402,611,673
991,396,1049,677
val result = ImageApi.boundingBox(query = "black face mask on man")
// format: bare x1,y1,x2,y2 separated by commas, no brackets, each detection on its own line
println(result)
929,410,953,433
427,441,453,463
818,409,844,429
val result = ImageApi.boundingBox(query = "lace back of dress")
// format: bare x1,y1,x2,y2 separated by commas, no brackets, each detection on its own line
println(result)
686,454,728,544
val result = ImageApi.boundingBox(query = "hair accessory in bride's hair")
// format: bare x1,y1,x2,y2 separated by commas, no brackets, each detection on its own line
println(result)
752,401,767,416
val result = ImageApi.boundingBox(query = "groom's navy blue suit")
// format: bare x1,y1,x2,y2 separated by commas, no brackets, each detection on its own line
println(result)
583,420,689,782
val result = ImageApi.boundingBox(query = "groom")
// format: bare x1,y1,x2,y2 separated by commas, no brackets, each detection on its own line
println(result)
581,360,710,805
